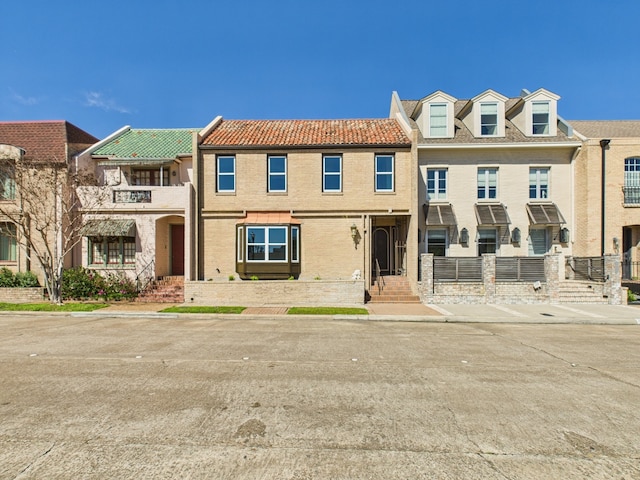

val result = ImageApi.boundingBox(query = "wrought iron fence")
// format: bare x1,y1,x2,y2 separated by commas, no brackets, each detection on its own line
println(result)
622,261,640,280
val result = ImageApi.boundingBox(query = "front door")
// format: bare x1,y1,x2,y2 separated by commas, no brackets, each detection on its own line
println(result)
373,227,391,276
170,224,185,275
623,227,632,279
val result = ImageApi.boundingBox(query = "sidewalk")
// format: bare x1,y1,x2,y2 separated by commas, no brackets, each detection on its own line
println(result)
86,301,640,324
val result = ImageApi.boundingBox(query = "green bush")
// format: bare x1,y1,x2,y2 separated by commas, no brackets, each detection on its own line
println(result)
62,267,104,300
0,268,40,288
101,273,138,301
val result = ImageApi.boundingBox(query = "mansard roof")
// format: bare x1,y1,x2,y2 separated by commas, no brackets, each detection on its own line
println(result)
92,128,197,160
201,119,411,148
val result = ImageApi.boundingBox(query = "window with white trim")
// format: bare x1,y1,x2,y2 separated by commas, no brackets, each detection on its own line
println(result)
624,157,640,204
480,103,498,136
217,155,235,192
322,155,342,192
477,168,497,199
236,224,301,279
247,226,287,262
427,169,447,200
532,102,550,135
529,167,549,199
375,154,394,192
429,104,447,137
268,155,287,192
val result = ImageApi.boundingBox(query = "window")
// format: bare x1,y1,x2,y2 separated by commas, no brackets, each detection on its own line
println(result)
532,102,550,135
478,228,498,255
528,228,548,256
132,168,169,186
291,226,299,263
429,104,447,137
323,155,342,192
477,168,497,199
217,155,235,192
89,237,136,266
268,155,287,192
0,223,17,262
247,226,287,262
0,163,16,200
426,229,447,256
375,154,394,192
237,224,301,279
529,168,549,199
624,157,640,204
480,103,498,136
427,169,447,200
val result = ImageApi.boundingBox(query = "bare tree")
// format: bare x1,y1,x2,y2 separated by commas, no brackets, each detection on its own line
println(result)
0,148,106,303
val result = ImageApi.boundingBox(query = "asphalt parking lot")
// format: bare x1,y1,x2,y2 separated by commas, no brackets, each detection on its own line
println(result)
1,313,639,479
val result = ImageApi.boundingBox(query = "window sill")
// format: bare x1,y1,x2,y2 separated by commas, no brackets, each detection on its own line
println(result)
267,192,288,196
88,265,136,269
216,192,236,196
374,191,396,195
623,203,640,208
322,191,343,196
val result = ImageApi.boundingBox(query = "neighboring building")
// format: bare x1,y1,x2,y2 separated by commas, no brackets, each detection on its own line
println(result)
75,127,198,286
0,121,98,282
571,121,640,278
390,88,581,259
190,116,415,303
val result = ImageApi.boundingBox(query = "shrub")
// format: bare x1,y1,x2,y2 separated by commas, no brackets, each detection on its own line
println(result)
62,267,103,300
0,267,17,287
101,273,138,301
0,268,40,288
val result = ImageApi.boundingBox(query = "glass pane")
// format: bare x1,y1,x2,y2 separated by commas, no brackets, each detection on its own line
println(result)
268,245,286,260
247,228,265,244
269,227,286,244
218,157,235,174
269,157,286,173
108,241,120,264
376,156,393,173
124,239,136,263
324,156,341,173
291,227,299,262
218,174,235,191
481,103,498,114
532,102,549,113
324,174,341,191
247,246,265,261
269,174,286,191
376,173,393,191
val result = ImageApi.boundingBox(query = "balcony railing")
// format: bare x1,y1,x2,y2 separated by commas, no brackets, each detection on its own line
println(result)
623,186,640,204
113,190,151,203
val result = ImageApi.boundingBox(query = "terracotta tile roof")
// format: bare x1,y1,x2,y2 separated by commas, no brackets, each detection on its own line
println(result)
201,119,411,148
93,128,197,159
0,120,97,163
569,120,640,138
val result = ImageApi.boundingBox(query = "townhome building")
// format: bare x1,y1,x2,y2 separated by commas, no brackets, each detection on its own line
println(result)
185,116,416,306
0,121,97,284
570,120,640,280
75,127,198,292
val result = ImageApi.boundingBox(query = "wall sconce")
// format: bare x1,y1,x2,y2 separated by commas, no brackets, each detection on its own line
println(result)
511,227,521,244
460,228,469,245
560,227,570,244
350,223,360,248
172,170,177,177
613,236,620,253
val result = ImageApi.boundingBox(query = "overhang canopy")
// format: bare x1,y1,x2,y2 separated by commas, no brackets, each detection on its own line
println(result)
526,203,566,225
423,203,457,226
79,219,136,237
237,212,301,225
96,158,176,167
475,203,510,226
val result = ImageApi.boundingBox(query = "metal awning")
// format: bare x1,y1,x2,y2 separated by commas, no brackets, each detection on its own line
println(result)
79,219,136,237
237,212,301,225
96,158,176,167
526,203,566,225
423,203,457,226
475,203,510,225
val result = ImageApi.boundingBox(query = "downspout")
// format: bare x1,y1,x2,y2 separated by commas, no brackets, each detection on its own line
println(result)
600,139,611,255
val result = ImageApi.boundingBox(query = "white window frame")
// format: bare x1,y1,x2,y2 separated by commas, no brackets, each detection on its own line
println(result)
322,155,342,192
427,168,447,200
268,155,287,193
532,101,550,135
429,103,448,137
246,226,288,262
217,155,236,193
375,154,394,192
477,167,498,200
291,226,300,263
480,103,498,136
529,167,549,200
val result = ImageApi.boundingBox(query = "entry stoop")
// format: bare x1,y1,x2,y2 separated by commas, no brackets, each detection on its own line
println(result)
367,275,421,303
137,276,184,303
557,281,609,304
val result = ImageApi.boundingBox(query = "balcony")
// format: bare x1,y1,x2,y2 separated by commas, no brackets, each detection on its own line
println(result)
114,190,151,203
623,186,640,205
77,184,191,211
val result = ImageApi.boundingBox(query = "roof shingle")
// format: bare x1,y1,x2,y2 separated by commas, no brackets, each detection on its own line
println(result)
569,120,640,139
93,128,197,159
201,119,411,148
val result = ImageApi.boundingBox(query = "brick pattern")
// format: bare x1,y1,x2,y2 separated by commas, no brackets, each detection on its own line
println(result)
0,288,45,303
367,276,421,303
137,276,184,303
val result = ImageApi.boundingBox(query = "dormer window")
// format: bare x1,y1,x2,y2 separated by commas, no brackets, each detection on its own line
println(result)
532,102,550,135
429,104,448,137
480,103,498,136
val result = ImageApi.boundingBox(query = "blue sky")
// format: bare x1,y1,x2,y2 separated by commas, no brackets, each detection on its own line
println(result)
1,0,638,138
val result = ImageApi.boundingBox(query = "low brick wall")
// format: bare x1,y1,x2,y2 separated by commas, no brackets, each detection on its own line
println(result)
185,280,365,307
0,287,46,303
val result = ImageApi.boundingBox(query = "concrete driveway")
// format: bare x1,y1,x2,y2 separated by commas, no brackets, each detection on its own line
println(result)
0,314,639,479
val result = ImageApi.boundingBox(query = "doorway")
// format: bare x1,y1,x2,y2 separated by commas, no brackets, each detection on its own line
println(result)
170,224,185,276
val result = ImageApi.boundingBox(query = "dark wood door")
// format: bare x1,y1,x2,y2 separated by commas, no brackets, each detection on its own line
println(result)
171,224,185,275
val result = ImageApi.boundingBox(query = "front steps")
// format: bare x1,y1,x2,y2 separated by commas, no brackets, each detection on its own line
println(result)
557,280,608,304
367,275,421,303
137,275,184,303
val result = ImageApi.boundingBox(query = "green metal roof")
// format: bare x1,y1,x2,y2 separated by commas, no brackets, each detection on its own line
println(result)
93,128,197,160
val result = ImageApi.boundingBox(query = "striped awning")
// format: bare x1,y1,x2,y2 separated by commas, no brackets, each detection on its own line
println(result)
237,212,301,225
526,203,565,225
423,203,457,226
79,219,136,237
474,203,510,226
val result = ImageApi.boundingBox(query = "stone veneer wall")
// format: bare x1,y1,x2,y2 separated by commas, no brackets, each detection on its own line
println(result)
0,288,46,303
418,253,623,305
184,280,365,306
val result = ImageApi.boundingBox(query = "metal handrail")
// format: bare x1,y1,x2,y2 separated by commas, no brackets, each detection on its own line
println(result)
375,259,386,295
136,259,155,292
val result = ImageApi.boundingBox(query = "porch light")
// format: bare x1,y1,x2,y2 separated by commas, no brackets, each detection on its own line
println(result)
350,223,359,240
460,228,469,245
511,227,521,244
560,227,570,244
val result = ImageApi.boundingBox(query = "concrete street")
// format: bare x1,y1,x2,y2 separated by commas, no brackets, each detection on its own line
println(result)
0,313,639,479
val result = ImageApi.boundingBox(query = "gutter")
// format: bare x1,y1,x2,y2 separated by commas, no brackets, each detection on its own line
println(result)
600,139,611,255
417,142,583,150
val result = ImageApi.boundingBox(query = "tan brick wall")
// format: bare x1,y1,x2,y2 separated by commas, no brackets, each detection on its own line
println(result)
0,287,45,303
184,279,365,306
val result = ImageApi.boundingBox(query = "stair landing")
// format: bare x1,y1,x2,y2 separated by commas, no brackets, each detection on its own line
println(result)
137,276,184,303
367,275,421,304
